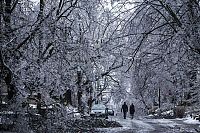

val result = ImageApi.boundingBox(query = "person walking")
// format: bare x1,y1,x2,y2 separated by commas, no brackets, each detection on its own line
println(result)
130,103,135,119
121,102,128,119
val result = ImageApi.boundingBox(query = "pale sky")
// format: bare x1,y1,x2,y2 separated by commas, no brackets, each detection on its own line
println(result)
30,0,39,3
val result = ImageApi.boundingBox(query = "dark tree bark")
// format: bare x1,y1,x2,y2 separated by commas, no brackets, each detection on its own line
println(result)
0,0,3,37
4,0,12,33
38,0,45,20
38,0,45,63
0,0,17,101
77,70,83,113
0,50,16,100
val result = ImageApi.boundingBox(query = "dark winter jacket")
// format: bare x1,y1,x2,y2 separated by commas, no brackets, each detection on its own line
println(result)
121,103,128,113
130,104,135,114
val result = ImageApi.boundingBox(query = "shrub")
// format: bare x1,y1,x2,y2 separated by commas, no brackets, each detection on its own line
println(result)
174,106,185,118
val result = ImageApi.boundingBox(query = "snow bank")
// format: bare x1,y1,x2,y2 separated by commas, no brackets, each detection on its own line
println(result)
183,117,200,124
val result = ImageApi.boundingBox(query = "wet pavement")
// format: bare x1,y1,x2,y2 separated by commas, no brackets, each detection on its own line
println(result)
97,116,200,133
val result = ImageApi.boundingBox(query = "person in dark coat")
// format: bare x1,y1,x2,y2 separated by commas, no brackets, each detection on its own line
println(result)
121,102,128,119
130,103,135,119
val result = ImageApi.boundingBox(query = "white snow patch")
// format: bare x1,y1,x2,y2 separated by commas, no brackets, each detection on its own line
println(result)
97,127,129,133
183,117,200,124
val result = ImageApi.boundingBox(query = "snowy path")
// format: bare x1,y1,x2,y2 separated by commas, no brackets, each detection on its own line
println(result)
97,116,200,133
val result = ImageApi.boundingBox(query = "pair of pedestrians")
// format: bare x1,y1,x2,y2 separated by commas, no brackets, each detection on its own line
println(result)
121,102,135,119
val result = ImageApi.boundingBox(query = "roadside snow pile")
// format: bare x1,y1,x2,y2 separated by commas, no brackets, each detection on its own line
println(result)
147,109,175,119
161,110,173,116
183,117,200,124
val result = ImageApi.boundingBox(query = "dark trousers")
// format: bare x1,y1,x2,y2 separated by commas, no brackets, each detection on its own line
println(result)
130,113,134,119
123,112,127,119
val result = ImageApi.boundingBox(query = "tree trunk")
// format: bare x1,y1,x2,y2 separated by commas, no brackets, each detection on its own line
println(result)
0,0,3,38
77,70,83,113
0,0,16,102
38,0,45,63
4,0,12,34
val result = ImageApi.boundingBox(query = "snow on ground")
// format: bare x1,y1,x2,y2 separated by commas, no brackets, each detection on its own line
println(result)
97,116,200,133
111,116,154,130
97,116,154,133
183,117,200,124
144,118,180,128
